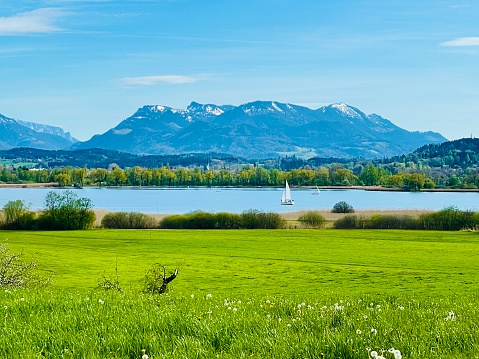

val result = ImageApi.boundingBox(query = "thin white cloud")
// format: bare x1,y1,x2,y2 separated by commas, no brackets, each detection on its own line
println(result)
120,75,201,86
441,37,479,47
0,8,66,35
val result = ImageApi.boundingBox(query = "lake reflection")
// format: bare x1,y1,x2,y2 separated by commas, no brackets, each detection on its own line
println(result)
0,187,478,213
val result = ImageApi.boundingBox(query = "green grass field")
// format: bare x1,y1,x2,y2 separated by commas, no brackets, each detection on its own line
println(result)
2,229,479,358
4,229,479,296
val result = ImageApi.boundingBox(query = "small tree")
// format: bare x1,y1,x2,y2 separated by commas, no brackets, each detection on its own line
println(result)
1,200,36,229
331,201,355,214
37,190,95,230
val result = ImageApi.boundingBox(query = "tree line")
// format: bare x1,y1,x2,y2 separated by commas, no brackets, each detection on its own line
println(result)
0,162,470,190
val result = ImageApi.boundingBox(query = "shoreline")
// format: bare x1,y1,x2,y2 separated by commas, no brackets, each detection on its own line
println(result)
93,208,435,227
2,182,479,193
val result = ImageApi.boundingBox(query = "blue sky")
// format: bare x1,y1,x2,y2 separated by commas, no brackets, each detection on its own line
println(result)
1,0,478,141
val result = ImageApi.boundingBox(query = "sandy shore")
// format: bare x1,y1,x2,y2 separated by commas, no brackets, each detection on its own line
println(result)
0,182,59,188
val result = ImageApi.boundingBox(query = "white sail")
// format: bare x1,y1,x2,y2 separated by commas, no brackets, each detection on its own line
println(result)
281,180,294,205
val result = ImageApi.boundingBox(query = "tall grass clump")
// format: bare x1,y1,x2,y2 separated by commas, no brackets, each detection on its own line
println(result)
298,211,326,228
101,211,157,229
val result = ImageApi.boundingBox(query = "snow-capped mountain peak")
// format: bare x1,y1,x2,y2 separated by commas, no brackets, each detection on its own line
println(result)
330,103,363,119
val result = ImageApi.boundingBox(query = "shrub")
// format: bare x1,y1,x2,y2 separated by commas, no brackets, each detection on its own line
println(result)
240,209,285,229
333,214,363,229
1,200,36,230
213,212,242,229
364,214,421,230
419,206,479,231
159,214,188,229
101,212,157,229
0,240,51,288
36,190,96,230
298,211,326,228
159,210,284,229
331,201,354,213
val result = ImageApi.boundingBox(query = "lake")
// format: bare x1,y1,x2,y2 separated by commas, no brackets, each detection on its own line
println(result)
0,187,478,213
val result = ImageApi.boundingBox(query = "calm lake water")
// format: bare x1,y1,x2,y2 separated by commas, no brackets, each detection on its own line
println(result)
0,187,478,213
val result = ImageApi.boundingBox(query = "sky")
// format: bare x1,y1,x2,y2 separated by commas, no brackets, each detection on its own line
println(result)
0,0,478,142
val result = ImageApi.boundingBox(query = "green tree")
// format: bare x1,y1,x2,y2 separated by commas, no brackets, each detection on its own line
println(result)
37,190,95,230
1,200,35,229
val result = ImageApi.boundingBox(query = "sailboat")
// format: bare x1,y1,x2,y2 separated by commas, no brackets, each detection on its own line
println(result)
311,186,320,195
281,180,294,205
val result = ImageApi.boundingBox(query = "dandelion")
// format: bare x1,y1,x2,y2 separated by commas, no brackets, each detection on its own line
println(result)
98,299,104,304
370,350,378,358
233,307,237,312
356,329,362,334
141,349,148,359
371,328,377,335
363,315,368,319
190,294,195,299
20,298,25,301
398,306,404,310
206,293,212,299
265,300,271,304
445,311,456,321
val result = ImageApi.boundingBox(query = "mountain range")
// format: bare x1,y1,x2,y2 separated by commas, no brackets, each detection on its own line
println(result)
1,101,447,158
0,113,77,150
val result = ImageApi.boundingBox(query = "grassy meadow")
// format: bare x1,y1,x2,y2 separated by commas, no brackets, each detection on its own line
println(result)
2,229,479,358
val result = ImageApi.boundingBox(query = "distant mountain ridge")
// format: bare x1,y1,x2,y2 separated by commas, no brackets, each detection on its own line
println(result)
72,100,447,158
0,113,77,150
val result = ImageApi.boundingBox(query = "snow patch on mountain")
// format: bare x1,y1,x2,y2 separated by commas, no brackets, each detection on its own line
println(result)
331,103,362,119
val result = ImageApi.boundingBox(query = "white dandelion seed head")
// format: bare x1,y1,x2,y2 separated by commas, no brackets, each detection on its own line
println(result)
370,350,378,358
206,294,212,299
399,306,405,310
356,329,362,334
371,328,377,334
190,294,195,299
98,299,104,304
